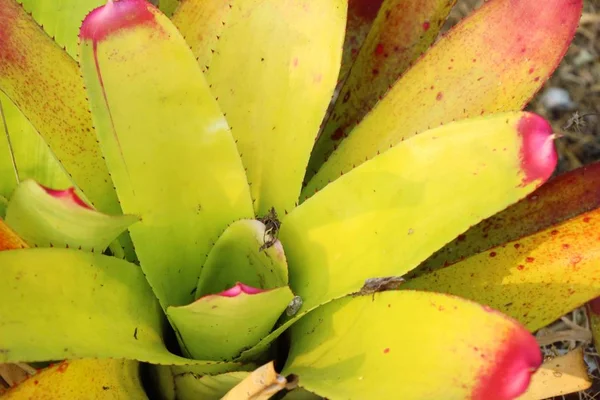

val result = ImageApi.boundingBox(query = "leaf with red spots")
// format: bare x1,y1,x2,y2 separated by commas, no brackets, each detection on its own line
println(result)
413,161,600,278
79,0,253,309
0,0,121,219
405,206,600,332
173,0,346,215
4,180,138,252
2,359,147,400
283,291,542,400
309,0,457,180
0,248,246,372
307,0,582,191
167,283,293,360
288,112,556,315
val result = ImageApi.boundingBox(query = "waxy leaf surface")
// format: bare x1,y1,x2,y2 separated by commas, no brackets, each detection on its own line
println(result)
307,0,581,186
5,180,138,252
79,0,253,308
0,248,244,372
168,284,293,360
2,359,146,400
174,371,247,400
405,207,600,332
415,161,600,277
284,291,542,400
196,219,288,297
174,0,346,214
316,0,456,167
287,113,556,313
0,0,120,216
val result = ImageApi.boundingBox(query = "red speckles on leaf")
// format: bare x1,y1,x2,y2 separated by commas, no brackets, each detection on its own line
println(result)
422,21,430,31
349,0,384,21
588,297,600,315
436,92,443,101
514,243,521,249
550,229,559,235
292,57,299,67
79,0,160,42
525,257,535,263
374,43,384,55
516,113,557,187
42,186,92,210
489,251,497,257
331,127,345,141
56,362,69,373
472,327,541,400
517,265,525,270
383,347,390,354
583,217,591,223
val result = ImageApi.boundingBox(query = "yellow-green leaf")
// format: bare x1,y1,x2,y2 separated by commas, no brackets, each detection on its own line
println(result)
174,371,247,400
283,291,542,400
306,0,581,187
314,0,456,174
167,284,293,360
414,160,600,278
518,348,591,400
158,0,179,16
0,0,120,217
287,113,556,314
174,0,346,215
0,248,243,372
405,206,600,332
5,180,138,252
17,0,105,59
2,359,146,400
79,0,253,308
196,219,288,297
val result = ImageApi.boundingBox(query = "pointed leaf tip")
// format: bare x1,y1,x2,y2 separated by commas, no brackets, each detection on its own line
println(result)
217,283,265,298
79,0,158,41
518,113,557,187
473,323,542,400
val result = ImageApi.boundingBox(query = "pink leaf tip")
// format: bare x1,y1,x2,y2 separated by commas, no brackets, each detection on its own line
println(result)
217,283,265,297
517,113,558,187
41,186,92,210
473,326,542,400
79,0,157,42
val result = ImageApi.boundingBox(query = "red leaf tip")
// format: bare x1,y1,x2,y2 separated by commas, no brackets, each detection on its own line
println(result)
217,283,265,297
588,296,600,315
472,327,542,400
41,186,92,210
517,113,557,187
79,0,157,42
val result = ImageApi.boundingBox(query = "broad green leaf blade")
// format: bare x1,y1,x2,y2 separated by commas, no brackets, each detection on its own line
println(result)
283,291,542,400
5,180,138,252
306,0,581,187
158,0,179,16
174,371,247,400
196,219,288,297
145,364,176,400
287,113,556,314
167,284,293,360
404,206,600,332
17,0,105,59
413,161,600,278
0,0,121,217
2,359,146,400
173,0,346,215
79,0,253,308
0,248,243,372
518,348,591,400
339,0,384,81
0,218,26,250
282,389,322,400
316,0,457,174
0,93,72,197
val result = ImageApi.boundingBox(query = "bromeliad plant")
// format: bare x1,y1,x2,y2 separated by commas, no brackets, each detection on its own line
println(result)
0,0,597,398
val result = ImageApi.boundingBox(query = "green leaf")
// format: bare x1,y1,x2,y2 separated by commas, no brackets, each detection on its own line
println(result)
2,359,146,399
167,284,293,360
79,0,253,308
0,248,245,372
0,217,26,251
286,113,556,315
412,161,600,278
173,0,346,214
158,0,179,16
404,206,600,332
283,291,542,400
174,371,247,400
196,219,288,297
17,0,105,59
0,0,121,217
310,0,457,181
281,389,322,400
5,180,138,252
307,0,581,188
